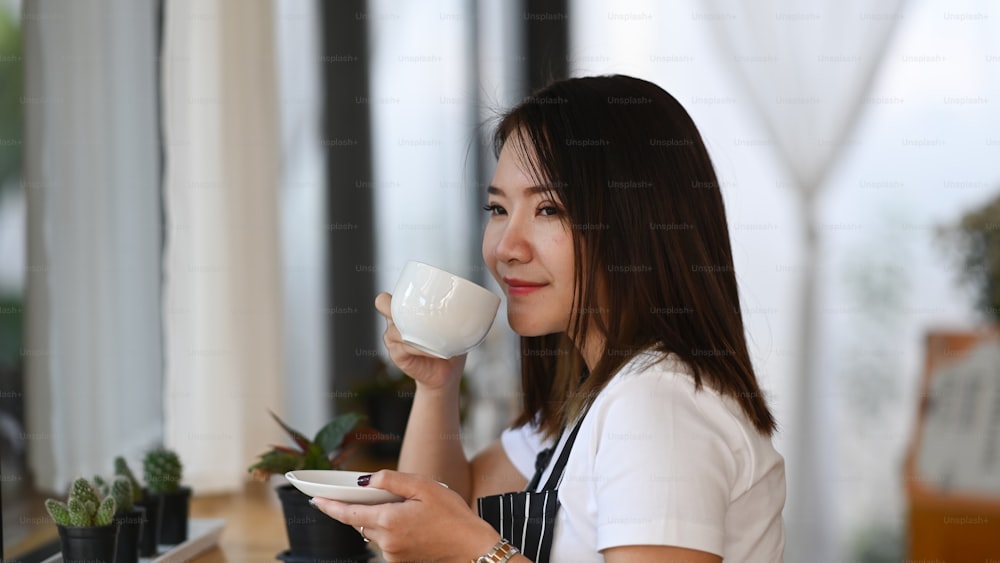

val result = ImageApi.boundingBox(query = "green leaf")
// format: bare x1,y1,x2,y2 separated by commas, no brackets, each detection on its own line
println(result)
314,413,364,455
302,443,333,470
269,410,313,452
247,450,304,475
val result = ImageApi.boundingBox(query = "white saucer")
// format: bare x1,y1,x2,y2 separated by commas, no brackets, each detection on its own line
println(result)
285,470,405,505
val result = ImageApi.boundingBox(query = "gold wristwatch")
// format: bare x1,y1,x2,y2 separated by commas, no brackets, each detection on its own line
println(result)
473,538,520,563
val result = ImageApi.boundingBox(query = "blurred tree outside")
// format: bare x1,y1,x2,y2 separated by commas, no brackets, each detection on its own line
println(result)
0,5,23,367
938,191,1000,322
0,7,21,195
0,2,25,491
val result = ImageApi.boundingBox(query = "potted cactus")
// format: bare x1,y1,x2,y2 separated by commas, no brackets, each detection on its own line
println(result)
114,456,160,556
248,411,392,562
45,477,117,563
95,474,145,563
143,448,191,545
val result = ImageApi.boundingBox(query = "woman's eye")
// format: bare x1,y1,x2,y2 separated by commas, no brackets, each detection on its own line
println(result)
539,205,560,217
482,204,506,216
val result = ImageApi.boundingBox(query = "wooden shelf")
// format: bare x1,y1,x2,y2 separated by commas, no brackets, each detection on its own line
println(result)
904,328,1000,562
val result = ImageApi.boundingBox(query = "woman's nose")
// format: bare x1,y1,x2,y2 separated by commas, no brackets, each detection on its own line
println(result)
494,219,531,264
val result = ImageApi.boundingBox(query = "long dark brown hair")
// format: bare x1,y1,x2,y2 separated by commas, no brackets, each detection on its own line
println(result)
495,75,777,437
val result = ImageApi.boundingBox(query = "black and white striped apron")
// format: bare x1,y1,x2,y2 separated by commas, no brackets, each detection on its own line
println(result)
476,418,585,563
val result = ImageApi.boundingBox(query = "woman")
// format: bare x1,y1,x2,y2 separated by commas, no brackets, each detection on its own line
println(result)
313,75,786,562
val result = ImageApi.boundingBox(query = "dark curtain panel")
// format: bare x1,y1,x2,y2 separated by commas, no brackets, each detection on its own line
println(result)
522,0,569,93
320,0,377,409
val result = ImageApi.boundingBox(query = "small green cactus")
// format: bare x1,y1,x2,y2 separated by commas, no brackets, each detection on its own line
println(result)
95,496,116,526
143,448,183,494
109,476,135,513
45,477,116,527
66,498,86,527
44,499,70,525
68,498,92,527
71,478,100,507
114,456,143,503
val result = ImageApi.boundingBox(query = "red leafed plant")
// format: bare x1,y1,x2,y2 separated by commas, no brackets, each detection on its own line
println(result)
248,411,393,481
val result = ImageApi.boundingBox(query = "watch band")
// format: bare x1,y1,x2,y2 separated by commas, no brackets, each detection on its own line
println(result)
473,538,520,563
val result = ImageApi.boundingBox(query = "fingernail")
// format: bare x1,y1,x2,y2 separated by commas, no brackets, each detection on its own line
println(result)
308,498,319,510
357,474,372,487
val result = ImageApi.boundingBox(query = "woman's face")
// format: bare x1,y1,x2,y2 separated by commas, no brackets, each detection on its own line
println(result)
482,138,576,337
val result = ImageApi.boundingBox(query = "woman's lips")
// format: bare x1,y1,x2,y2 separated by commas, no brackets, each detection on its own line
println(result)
503,278,547,296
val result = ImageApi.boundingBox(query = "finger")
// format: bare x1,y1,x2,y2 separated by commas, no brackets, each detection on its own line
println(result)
383,324,403,348
364,470,434,499
310,498,377,527
374,292,393,319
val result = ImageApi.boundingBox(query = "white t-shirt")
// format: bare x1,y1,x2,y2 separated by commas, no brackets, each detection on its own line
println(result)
500,352,785,562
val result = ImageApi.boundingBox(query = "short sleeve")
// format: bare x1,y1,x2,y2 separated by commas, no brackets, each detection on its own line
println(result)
589,371,737,556
500,422,552,481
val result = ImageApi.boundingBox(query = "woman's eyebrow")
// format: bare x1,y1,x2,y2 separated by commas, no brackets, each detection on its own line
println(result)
486,185,551,196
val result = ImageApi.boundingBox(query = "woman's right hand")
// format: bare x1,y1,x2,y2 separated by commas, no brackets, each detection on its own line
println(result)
374,292,467,391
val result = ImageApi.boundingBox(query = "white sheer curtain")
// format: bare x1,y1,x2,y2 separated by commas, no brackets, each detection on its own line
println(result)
161,0,285,493
569,0,907,559
274,0,329,440
705,1,906,559
23,0,163,492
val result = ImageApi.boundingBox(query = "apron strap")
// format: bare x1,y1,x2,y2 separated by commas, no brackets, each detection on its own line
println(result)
525,411,587,493
540,415,585,491
526,430,561,491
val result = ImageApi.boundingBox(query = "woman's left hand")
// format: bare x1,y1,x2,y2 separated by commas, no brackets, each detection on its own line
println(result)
311,470,502,563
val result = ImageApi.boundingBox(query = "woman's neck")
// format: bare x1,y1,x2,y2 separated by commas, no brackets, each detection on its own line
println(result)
576,329,605,373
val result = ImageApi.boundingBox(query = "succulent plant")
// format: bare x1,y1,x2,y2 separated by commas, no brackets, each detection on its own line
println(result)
110,476,135,512
143,448,183,494
248,411,392,481
93,475,136,514
114,456,144,503
45,477,116,527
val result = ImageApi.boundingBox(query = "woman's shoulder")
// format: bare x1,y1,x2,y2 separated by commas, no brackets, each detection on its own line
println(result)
594,350,772,454
588,350,784,491
602,350,699,397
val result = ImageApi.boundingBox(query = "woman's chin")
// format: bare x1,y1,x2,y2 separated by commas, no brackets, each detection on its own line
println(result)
507,319,561,339
506,318,545,338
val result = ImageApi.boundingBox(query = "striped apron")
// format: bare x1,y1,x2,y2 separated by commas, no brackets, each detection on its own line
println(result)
476,418,585,563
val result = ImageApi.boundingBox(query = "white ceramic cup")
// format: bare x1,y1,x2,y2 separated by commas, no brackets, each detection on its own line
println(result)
390,261,501,359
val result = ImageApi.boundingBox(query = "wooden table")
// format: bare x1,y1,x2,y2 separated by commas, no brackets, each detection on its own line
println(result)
187,480,289,562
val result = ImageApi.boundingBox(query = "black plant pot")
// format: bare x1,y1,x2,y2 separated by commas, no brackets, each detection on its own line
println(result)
366,393,413,459
153,486,192,544
113,507,145,563
57,523,116,563
275,484,370,562
135,493,162,556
